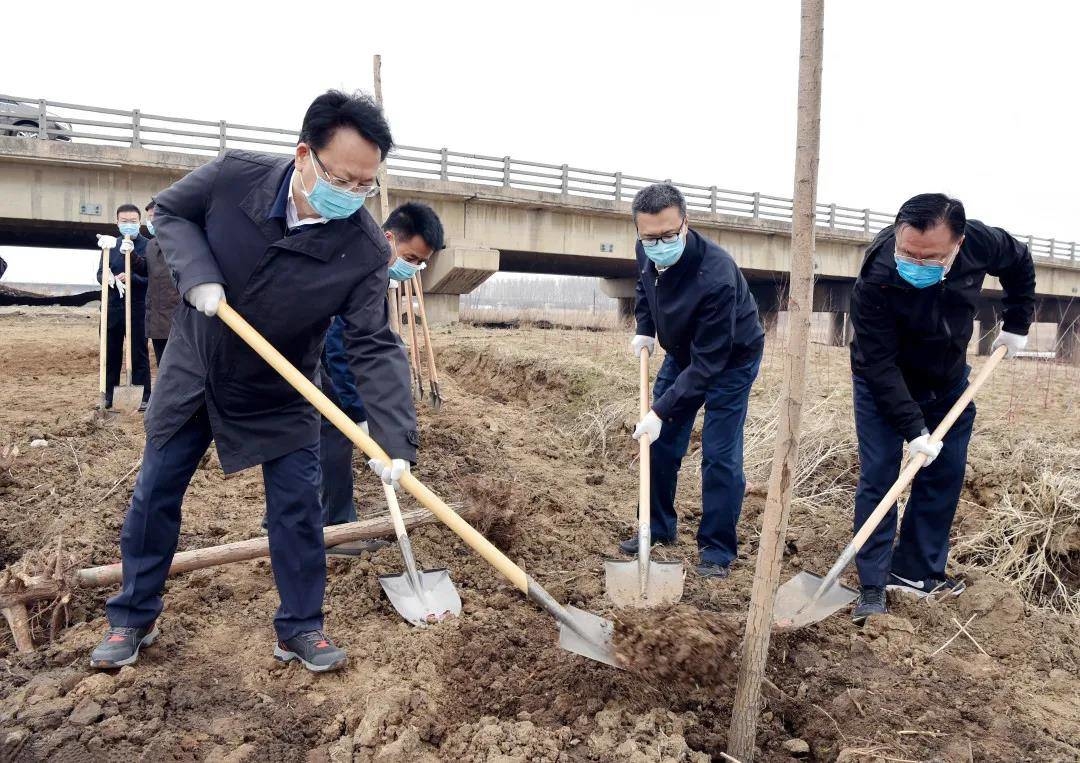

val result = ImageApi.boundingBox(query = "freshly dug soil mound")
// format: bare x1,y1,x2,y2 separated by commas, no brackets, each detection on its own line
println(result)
613,605,740,687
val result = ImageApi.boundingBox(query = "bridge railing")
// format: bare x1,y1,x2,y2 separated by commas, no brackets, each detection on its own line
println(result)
3,94,1077,268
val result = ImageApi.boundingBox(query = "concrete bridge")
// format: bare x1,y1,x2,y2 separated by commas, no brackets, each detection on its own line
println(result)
1,94,1078,357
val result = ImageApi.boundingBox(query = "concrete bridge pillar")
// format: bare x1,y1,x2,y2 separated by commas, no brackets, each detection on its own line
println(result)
1059,313,1080,363
828,311,852,346
418,244,500,325
600,278,638,325
977,306,998,356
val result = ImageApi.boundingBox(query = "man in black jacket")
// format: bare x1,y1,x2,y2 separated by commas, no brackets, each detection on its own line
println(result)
89,91,418,673
625,183,765,579
142,198,181,365
848,193,1035,623
95,204,151,409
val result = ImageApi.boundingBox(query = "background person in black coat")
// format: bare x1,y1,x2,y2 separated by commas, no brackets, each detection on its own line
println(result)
848,193,1036,624
90,91,418,674
625,183,765,580
142,198,181,365
94,204,151,408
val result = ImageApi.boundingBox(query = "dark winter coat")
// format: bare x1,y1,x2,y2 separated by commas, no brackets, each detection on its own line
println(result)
850,220,1036,440
148,150,417,474
634,228,764,421
143,237,182,339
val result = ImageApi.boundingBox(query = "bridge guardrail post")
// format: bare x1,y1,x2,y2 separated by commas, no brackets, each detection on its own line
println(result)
218,121,227,154
1049,238,1056,259
710,186,718,214
131,109,141,148
561,164,569,196
752,192,761,219
614,172,622,202
863,209,871,233
37,100,48,140
1071,242,1077,264
502,156,510,187
440,148,449,180
828,203,836,229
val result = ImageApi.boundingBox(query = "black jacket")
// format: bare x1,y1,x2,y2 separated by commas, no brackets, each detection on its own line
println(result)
850,220,1036,440
95,234,148,317
634,229,764,421
143,237,182,340
148,150,417,474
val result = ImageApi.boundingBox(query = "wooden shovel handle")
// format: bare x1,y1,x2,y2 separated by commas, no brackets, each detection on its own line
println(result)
123,241,133,384
99,248,110,397
850,345,1007,552
411,275,440,386
638,349,651,572
403,279,423,384
215,301,529,592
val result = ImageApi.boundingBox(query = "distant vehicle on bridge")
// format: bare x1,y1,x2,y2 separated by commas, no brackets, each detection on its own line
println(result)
0,98,71,140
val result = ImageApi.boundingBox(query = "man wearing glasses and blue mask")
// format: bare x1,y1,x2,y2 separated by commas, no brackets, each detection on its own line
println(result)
90,90,418,674
848,193,1035,624
624,183,765,580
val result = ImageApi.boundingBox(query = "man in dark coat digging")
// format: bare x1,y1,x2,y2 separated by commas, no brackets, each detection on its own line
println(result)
89,90,418,673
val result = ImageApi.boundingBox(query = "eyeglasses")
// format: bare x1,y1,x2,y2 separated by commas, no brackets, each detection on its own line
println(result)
639,219,686,247
311,150,380,198
894,246,958,268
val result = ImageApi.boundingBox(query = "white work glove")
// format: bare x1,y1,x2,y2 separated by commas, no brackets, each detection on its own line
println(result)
991,330,1027,359
368,458,410,488
119,239,134,256
630,335,656,358
389,279,402,290
907,433,943,467
633,410,663,444
358,421,370,435
185,283,225,317
106,271,126,299
96,234,118,250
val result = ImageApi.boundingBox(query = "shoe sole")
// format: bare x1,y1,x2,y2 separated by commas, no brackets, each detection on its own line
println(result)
273,645,346,673
89,627,159,669
886,582,966,600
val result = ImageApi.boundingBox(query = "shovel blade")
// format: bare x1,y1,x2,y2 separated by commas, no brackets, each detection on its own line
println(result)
604,559,685,608
378,568,462,627
557,605,620,668
772,571,859,630
111,385,144,414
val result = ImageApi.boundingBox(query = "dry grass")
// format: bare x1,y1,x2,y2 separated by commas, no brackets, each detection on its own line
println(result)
460,305,627,331
956,442,1080,616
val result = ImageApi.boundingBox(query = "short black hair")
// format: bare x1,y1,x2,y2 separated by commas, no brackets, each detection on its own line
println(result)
384,202,445,252
145,198,156,212
299,90,393,159
116,203,141,219
895,193,966,239
632,183,687,222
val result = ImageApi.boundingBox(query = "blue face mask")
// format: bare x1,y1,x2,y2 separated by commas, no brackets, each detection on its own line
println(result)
643,234,686,268
894,256,946,289
146,221,155,236
389,257,425,281
118,222,140,238
299,154,367,220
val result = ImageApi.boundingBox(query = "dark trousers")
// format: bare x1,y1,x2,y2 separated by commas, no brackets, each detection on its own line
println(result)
106,408,326,640
151,337,168,366
319,413,357,525
650,353,761,566
852,373,976,587
104,308,151,405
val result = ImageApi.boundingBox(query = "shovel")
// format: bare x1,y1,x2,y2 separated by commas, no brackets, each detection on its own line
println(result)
111,238,144,413
378,479,462,626
215,300,618,668
97,246,110,410
605,348,685,607
402,279,425,402
773,345,1007,630
410,275,444,410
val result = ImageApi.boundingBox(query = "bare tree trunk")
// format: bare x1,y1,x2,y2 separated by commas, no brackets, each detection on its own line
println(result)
727,1,825,759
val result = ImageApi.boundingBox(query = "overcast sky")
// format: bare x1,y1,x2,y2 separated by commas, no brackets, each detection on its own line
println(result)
3,0,1077,284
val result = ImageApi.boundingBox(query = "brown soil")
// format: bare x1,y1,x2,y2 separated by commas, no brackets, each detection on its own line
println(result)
1,307,1079,762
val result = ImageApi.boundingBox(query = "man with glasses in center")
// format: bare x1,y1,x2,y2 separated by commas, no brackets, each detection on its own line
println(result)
622,183,764,580
848,193,1035,624
90,90,418,674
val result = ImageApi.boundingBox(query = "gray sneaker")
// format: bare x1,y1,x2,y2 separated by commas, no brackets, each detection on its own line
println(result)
852,586,887,625
274,630,346,673
89,624,159,669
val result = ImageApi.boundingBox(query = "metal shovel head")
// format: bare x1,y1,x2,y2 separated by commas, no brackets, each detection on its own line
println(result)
557,605,620,668
772,571,859,630
603,558,685,608
111,384,144,414
378,568,462,627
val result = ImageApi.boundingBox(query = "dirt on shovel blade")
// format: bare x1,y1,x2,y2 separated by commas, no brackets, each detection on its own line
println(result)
613,605,740,687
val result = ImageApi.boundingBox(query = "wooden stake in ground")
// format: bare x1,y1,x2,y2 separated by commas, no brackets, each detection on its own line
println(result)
728,0,825,758
373,54,401,332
